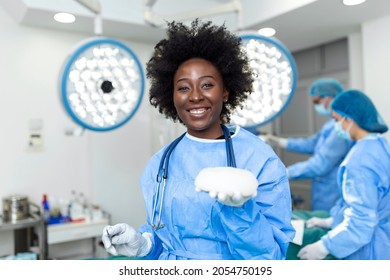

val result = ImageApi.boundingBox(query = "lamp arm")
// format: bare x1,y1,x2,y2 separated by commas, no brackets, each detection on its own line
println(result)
75,0,102,35
75,0,101,14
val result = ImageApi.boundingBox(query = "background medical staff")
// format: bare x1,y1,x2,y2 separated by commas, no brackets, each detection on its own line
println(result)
298,89,390,260
264,78,354,211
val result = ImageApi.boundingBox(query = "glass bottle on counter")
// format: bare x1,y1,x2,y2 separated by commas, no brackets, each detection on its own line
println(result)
41,194,50,222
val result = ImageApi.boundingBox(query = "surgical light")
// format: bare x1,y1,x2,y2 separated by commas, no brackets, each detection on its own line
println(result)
59,37,145,131
230,33,297,129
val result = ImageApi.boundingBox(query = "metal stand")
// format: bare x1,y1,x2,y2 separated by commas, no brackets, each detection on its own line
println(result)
0,203,47,260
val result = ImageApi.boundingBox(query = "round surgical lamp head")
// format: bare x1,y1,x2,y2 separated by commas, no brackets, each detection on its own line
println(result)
230,33,297,129
59,37,145,131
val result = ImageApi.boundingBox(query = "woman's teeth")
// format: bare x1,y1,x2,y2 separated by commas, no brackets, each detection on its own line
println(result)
190,108,207,114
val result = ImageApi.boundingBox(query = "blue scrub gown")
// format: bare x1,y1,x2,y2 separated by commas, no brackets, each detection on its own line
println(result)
138,126,295,260
322,135,390,259
286,119,354,211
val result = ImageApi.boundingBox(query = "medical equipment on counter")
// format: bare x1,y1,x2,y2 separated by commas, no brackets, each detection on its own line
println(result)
151,124,236,230
2,195,30,222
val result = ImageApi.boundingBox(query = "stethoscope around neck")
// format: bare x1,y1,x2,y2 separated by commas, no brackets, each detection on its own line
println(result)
151,124,236,230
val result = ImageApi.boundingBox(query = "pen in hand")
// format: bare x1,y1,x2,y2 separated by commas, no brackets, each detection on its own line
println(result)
106,229,112,245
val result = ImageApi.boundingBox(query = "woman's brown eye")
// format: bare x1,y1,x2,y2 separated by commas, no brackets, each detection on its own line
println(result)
178,86,188,91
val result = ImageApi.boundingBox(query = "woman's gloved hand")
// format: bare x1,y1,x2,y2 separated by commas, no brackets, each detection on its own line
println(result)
208,190,257,207
195,167,258,207
297,240,329,260
260,134,288,148
102,223,152,257
306,217,333,229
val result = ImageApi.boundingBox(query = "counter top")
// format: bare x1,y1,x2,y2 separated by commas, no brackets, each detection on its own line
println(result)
47,218,109,245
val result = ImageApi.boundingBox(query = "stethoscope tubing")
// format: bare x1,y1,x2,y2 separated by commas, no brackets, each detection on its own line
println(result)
151,124,236,230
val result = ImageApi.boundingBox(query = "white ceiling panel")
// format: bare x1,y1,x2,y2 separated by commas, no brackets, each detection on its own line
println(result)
1,0,390,51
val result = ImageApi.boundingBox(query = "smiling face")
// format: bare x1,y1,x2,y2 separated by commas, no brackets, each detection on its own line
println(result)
173,58,229,139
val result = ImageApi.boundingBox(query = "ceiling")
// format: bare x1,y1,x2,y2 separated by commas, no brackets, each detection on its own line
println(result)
1,0,390,52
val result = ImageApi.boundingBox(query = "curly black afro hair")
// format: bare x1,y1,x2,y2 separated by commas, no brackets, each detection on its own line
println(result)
146,19,254,124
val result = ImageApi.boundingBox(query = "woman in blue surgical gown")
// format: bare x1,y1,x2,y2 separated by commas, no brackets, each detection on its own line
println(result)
101,19,295,260
297,89,390,260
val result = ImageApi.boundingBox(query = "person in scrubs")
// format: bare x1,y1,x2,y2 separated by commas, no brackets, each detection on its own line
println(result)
101,19,295,260
264,78,354,211
297,89,390,260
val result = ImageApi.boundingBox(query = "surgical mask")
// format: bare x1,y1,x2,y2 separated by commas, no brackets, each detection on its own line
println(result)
314,104,330,116
334,118,352,140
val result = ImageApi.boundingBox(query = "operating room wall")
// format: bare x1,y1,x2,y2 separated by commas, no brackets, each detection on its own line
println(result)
361,15,390,143
0,8,90,208
0,5,177,257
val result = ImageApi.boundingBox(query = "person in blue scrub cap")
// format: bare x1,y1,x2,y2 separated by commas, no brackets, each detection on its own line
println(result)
101,19,295,260
263,78,354,211
298,89,390,260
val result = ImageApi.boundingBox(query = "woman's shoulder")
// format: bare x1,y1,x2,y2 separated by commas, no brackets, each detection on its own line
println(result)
352,136,386,152
346,136,390,168
232,126,285,173
230,126,287,179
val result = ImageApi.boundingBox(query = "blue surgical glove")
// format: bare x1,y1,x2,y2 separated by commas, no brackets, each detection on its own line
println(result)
102,223,152,257
297,240,329,260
